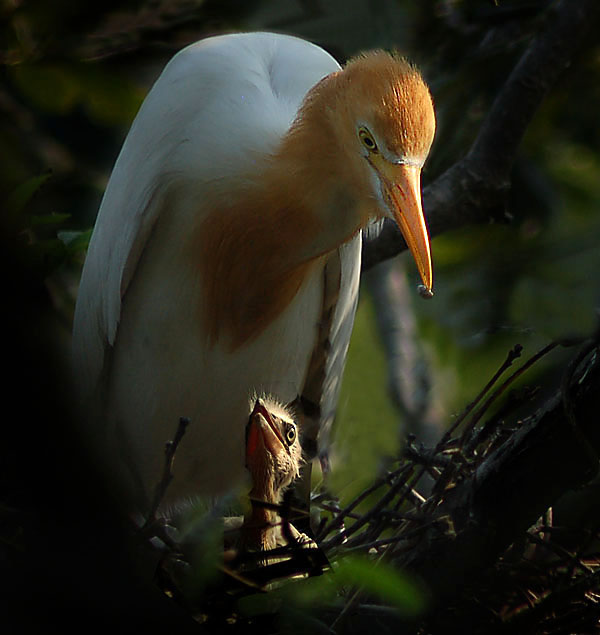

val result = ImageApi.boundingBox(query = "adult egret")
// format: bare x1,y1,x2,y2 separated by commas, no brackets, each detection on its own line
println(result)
72,31,435,511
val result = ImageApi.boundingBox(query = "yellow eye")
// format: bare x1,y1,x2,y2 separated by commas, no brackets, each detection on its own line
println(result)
285,423,296,445
358,127,378,153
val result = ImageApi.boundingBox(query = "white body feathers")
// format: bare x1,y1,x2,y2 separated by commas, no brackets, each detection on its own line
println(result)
72,33,361,506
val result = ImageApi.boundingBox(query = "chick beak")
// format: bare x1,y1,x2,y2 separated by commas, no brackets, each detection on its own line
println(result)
377,162,433,294
246,398,287,462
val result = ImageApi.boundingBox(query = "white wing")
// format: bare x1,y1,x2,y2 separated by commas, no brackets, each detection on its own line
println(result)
321,237,362,447
72,32,341,400
71,32,365,505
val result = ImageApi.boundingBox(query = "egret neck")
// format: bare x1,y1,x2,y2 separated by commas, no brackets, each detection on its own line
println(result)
194,51,434,351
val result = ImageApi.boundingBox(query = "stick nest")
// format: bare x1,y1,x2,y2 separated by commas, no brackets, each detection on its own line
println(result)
137,341,600,634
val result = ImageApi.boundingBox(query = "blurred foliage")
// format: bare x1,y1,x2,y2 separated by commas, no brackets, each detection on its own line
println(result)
1,0,599,520
331,555,426,617
235,553,426,626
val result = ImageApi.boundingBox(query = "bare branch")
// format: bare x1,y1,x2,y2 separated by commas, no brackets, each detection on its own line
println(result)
142,416,190,530
395,341,600,606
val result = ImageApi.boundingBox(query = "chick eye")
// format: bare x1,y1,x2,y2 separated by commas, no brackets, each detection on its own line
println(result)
358,127,378,153
285,423,297,445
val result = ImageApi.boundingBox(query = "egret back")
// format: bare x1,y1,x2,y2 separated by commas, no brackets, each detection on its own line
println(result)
71,33,360,507
72,33,340,399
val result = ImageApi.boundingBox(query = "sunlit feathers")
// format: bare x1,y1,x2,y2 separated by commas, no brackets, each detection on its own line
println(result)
196,50,435,350
71,32,435,509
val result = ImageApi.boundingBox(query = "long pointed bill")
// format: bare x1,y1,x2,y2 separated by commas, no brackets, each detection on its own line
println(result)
376,161,433,295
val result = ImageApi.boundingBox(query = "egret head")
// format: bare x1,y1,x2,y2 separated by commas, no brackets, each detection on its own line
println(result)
245,396,303,503
341,53,435,292
335,52,435,166
287,51,435,293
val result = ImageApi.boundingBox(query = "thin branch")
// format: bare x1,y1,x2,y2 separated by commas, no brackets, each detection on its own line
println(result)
439,343,523,448
321,464,416,550
142,416,190,531
317,463,412,541
396,344,600,606
458,340,559,446
503,568,600,633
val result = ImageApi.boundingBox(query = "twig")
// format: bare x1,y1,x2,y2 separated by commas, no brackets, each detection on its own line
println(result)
560,340,600,478
321,464,415,550
432,345,524,458
502,568,600,633
458,341,559,446
393,343,600,607
315,503,362,521
464,385,540,456
142,416,190,531
317,463,412,542
526,533,595,576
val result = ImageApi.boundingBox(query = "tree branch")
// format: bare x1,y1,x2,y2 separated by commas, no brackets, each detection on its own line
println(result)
362,0,600,271
395,341,600,606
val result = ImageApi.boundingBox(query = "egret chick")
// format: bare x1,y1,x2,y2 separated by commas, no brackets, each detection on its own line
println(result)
241,396,308,556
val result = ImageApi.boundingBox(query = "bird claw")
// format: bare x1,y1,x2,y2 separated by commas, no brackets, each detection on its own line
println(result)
294,531,318,550
284,523,318,550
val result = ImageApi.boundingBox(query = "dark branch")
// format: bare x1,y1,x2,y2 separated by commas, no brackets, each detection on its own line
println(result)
395,342,600,606
362,0,600,271
142,416,190,530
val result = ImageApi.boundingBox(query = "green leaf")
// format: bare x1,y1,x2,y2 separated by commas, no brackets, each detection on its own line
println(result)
10,62,144,126
7,173,51,213
58,228,92,251
30,212,71,226
333,555,426,617
10,64,80,114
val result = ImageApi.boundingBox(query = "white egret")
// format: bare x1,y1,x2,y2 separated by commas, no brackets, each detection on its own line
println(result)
72,32,435,511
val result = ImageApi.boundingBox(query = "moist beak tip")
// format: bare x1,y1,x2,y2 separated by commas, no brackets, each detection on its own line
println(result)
416,259,434,299
392,207,434,297
382,161,434,299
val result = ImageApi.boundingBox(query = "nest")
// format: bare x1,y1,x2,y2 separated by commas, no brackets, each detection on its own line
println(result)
136,340,600,634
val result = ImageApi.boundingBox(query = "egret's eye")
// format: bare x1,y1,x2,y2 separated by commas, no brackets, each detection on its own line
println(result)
358,127,378,153
285,423,297,445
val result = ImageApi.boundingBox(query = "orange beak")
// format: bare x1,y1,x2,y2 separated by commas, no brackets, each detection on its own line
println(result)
372,159,433,294
246,398,287,464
